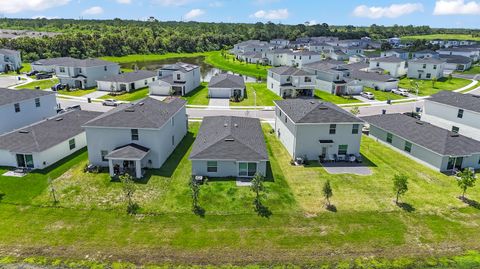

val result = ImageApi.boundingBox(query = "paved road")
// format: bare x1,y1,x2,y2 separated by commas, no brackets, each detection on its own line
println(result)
58,98,113,112
356,100,424,117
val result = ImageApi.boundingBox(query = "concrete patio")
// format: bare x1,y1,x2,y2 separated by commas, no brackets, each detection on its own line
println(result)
321,162,372,176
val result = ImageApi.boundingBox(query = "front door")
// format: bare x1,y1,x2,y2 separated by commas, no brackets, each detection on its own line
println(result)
74,80,82,89
130,83,135,91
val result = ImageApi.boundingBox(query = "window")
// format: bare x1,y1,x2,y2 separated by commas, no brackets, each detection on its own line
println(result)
386,133,393,144
338,145,348,155
101,150,108,162
422,64,427,69
277,129,281,138
131,129,139,140
304,77,312,83
177,74,181,80
452,126,460,133
14,103,20,113
404,141,412,153
433,65,437,70
144,80,148,85
239,162,257,177
104,66,107,71
69,138,76,150
457,109,464,119
376,62,380,67
271,83,274,89
426,73,431,79
172,135,175,146
284,115,287,123
352,124,359,134
329,124,336,134
171,117,174,126
35,98,40,107
207,161,217,173
59,67,65,73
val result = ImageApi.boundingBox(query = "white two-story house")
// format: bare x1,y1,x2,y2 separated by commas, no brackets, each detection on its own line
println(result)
149,62,201,96
380,49,409,60
437,47,480,62
83,97,188,178
274,99,364,161
56,58,120,89
407,58,445,80
0,88,57,135
369,56,407,77
267,66,315,98
0,49,22,72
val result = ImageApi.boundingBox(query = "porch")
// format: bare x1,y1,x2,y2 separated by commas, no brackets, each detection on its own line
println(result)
105,143,150,179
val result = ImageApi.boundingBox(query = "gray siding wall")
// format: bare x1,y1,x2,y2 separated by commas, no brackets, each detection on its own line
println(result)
274,107,297,158
191,160,267,178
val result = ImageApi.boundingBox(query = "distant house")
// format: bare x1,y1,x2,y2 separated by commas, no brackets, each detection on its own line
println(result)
232,40,272,56
380,49,409,60
369,56,407,77
274,99,364,161
270,39,290,49
306,42,333,53
56,58,120,89
407,58,445,80
363,113,480,172
0,88,57,135
0,110,100,170
328,50,349,61
349,54,368,64
97,70,157,92
0,49,21,72
31,57,77,73
437,47,480,62
189,116,268,178
387,37,402,47
412,50,439,59
349,69,399,92
149,62,201,96
265,49,292,66
265,50,321,67
236,52,266,64
267,66,315,98
208,74,245,99
83,97,187,179
439,55,473,71
422,91,480,142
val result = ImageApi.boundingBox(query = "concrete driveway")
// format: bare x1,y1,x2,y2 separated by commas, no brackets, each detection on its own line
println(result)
0,75,23,88
208,98,230,108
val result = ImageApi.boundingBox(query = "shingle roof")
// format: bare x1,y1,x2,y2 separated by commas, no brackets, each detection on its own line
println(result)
372,56,405,63
0,110,101,153
159,62,199,73
98,70,156,83
0,48,18,55
189,116,268,161
208,74,245,88
105,143,150,160
0,88,55,106
83,97,186,129
408,58,445,65
362,113,480,156
32,57,77,66
269,66,312,76
439,55,473,64
349,69,398,82
47,58,118,67
303,60,347,72
427,91,480,113
274,99,363,124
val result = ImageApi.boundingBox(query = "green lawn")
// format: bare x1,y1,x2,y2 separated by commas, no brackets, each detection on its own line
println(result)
19,63,31,73
1,122,479,266
182,83,209,106
314,90,361,104
399,77,472,96
15,78,59,90
99,87,149,101
230,83,282,107
402,34,480,42
459,65,480,75
204,51,270,79
364,87,406,101
57,88,97,97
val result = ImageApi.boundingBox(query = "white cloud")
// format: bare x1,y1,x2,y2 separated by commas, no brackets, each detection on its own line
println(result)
153,0,194,6
116,0,132,4
209,1,223,7
32,15,60,19
184,9,205,20
433,0,480,15
0,0,70,14
352,3,424,19
82,6,104,15
305,20,318,26
252,9,289,20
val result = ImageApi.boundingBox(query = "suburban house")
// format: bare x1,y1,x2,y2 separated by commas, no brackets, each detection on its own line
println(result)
368,56,407,77
349,69,399,91
83,97,188,179
56,58,120,89
0,88,57,135
232,40,272,56
306,42,333,53
349,54,368,64
422,91,480,142
149,62,201,96
31,57,77,73
97,70,157,92
0,110,101,170
189,116,268,178
437,47,480,62
303,60,363,96
387,38,402,47
267,66,316,98
328,50,349,61
439,55,473,72
407,58,445,80
236,52,266,64
0,48,22,72
265,50,321,67
270,39,290,49
208,74,245,99
430,40,477,47
363,113,480,172
381,49,409,60
412,50,440,59
265,49,292,66
274,99,364,161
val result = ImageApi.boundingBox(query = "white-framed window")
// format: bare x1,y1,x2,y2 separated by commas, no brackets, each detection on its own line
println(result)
69,138,76,150
239,162,257,177
101,150,108,162
131,129,139,140
14,103,20,113
35,98,40,107
207,161,217,173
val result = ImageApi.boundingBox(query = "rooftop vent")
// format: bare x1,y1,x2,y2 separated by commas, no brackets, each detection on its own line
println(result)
224,123,228,127
55,118,63,121
234,123,238,127
225,138,235,142
139,102,144,106
450,133,460,137
415,121,424,125
125,108,135,112
19,130,30,134
318,106,328,110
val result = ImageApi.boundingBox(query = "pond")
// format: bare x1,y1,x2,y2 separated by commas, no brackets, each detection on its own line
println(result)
121,56,260,83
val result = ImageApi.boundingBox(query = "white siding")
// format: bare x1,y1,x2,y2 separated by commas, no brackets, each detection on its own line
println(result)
191,160,267,178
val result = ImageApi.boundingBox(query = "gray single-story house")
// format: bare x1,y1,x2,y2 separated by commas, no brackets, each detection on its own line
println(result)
363,113,480,172
208,74,245,99
97,70,157,92
189,116,268,178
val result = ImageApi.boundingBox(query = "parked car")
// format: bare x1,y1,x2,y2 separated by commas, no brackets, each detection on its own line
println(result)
392,89,409,97
361,92,375,100
102,99,120,107
36,73,53,80
51,83,69,91
26,70,39,76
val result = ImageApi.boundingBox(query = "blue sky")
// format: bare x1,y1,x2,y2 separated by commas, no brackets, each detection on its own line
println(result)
1,0,480,28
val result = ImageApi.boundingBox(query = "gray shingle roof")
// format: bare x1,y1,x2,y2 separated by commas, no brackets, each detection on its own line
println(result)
32,57,77,66
269,66,312,76
408,58,445,65
0,88,55,106
427,91,480,113
0,110,101,153
105,143,150,160
50,58,118,67
275,99,363,124
98,70,156,83
159,62,199,73
0,48,18,55
362,113,480,156
349,69,398,82
83,97,186,129
189,116,268,161
208,74,245,88
372,56,405,63
439,55,473,64
303,60,347,72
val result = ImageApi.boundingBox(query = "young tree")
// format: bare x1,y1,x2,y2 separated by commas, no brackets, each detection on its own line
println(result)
48,177,58,205
457,169,476,199
432,77,437,88
322,180,333,207
251,173,265,211
393,174,409,204
189,178,201,213
120,173,136,214
350,106,360,116
448,73,453,82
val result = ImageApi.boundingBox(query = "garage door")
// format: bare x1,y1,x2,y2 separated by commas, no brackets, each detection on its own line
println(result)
209,88,231,98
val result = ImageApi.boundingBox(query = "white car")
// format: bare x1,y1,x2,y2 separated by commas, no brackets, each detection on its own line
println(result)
360,92,375,100
102,99,119,107
392,89,409,97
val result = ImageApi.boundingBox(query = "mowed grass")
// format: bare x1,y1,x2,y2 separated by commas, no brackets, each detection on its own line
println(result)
314,90,361,104
0,123,480,264
204,51,270,79
230,83,282,107
99,87,149,101
402,34,480,42
15,78,59,90
182,83,209,106
364,87,406,101
57,88,97,97
460,65,480,75
399,77,472,96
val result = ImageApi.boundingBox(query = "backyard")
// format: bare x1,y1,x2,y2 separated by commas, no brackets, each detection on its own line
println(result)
204,51,270,79
15,78,59,90
230,83,282,107
0,122,479,266
399,77,473,96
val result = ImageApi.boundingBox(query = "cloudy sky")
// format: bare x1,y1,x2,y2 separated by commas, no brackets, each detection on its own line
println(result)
1,0,479,28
